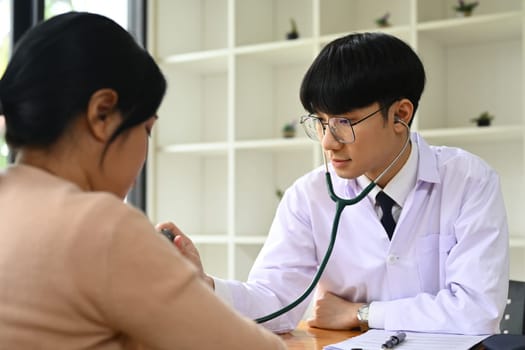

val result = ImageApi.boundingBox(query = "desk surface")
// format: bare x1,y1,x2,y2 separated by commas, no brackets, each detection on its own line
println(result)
281,322,487,350
281,321,360,350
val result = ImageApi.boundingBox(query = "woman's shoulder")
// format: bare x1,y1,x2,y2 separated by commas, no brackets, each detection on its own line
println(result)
68,190,152,239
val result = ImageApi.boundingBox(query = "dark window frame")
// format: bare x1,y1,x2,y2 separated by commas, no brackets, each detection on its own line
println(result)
125,0,148,212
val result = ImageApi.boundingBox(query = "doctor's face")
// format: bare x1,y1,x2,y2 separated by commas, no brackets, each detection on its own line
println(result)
319,102,407,186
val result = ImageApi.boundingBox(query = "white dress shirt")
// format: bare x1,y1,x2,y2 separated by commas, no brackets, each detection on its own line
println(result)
214,132,509,335
358,136,419,228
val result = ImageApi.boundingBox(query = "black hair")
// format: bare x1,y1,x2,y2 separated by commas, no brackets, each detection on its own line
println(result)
300,32,425,124
0,12,166,154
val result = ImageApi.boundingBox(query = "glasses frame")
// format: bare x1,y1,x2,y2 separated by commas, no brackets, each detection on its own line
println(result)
300,104,391,144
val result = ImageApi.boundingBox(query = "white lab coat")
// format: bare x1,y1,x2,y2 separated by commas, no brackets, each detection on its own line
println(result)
214,132,509,335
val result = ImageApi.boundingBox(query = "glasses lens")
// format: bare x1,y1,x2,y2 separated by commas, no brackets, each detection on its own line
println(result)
329,118,355,143
301,116,324,142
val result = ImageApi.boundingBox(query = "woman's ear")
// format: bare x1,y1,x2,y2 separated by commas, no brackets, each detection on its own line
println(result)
86,89,120,141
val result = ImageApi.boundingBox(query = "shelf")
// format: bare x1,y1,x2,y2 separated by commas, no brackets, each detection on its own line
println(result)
189,234,525,247
510,235,525,248
235,39,316,65
161,49,229,74
234,0,313,48
320,25,412,46
188,233,525,246
158,142,229,154
191,235,229,244
235,137,315,151
157,62,228,145
150,0,525,280
319,0,412,38
157,138,317,154
419,125,523,144
154,152,228,235
186,234,525,248
197,243,229,279
417,11,522,45
154,0,228,57
234,236,268,244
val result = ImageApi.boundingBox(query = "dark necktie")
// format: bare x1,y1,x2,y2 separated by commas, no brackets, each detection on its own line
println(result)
376,191,396,239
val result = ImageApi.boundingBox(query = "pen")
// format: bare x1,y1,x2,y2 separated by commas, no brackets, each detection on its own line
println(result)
381,332,406,349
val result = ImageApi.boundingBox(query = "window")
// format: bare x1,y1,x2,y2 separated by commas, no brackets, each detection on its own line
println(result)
0,0,131,170
0,0,11,169
45,0,128,28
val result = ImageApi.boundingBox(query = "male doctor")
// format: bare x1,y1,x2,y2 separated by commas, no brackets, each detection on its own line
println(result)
160,32,509,335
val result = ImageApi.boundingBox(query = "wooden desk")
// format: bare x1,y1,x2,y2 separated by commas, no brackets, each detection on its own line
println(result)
281,321,360,350
281,322,487,350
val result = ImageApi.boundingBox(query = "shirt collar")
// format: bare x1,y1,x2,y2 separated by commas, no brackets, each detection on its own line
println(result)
356,135,419,207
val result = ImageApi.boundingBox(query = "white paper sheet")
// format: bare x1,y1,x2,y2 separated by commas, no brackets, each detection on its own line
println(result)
324,329,489,350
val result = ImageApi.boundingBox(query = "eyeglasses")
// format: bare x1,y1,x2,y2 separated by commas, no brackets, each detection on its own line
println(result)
299,104,390,144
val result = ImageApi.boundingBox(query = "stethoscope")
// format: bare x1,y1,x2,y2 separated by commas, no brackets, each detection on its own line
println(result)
255,118,411,323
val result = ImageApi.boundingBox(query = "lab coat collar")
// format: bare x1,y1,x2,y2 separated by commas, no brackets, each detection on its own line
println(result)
411,132,441,185
350,131,441,200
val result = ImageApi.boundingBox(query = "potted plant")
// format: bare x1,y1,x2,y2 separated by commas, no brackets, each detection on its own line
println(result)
471,111,494,127
453,0,479,17
375,12,391,28
282,120,297,138
286,18,299,40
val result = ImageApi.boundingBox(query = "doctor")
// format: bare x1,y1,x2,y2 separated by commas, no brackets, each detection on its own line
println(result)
160,32,509,335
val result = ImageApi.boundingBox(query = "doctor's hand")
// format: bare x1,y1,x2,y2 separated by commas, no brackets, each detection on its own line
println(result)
307,292,363,330
155,221,215,290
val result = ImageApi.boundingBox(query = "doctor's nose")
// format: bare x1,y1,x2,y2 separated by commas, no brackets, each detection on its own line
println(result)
322,127,344,151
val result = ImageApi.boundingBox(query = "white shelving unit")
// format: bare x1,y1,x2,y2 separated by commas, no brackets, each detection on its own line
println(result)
147,0,525,281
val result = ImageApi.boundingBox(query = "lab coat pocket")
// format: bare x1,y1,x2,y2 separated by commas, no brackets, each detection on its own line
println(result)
415,233,440,293
438,233,457,286
438,234,457,256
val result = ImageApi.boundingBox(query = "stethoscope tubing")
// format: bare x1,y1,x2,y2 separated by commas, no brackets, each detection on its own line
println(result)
255,123,411,324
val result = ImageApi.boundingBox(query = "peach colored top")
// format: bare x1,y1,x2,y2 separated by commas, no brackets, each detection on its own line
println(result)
0,165,285,350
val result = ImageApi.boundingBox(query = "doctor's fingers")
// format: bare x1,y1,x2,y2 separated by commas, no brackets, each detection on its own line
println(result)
173,234,213,287
155,222,208,279
155,222,199,255
173,232,199,254
155,221,185,237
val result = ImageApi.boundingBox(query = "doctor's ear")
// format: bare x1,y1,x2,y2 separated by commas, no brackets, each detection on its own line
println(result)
393,99,413,126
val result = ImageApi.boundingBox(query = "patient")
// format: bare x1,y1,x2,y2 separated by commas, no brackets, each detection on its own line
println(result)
0,12,285,349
